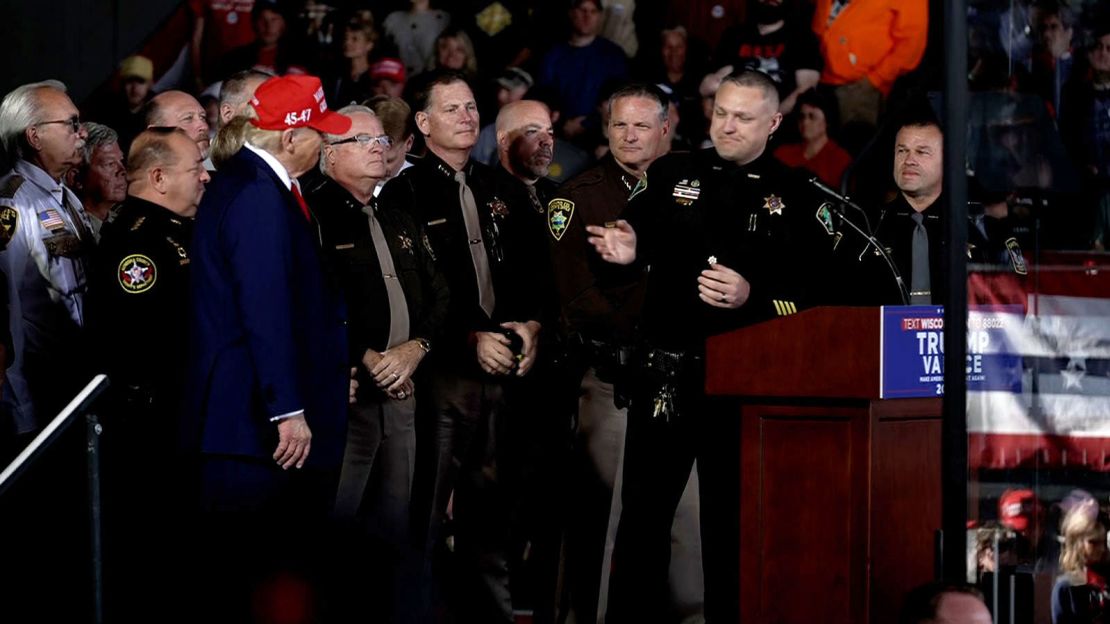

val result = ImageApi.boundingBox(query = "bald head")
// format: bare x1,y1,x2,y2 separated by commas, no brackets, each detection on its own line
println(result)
145,90,211,158
496,100,550,136
496,100,554,182
127,127,210,216
900,583,991,624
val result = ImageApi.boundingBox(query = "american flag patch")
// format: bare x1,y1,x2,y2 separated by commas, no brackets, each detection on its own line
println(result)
39,209,65,230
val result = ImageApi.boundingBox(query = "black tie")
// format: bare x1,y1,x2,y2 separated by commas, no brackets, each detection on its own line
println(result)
526,183,544,214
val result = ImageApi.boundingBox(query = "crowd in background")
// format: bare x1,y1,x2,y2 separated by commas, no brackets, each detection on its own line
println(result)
71,0,1110,251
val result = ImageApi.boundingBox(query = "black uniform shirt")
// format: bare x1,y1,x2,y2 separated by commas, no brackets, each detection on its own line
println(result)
87,195,193,406
841,193,1027,306
860,193,948,306
377,152,542,368
306,177,448,364
491,163,560,330
626,148,834,352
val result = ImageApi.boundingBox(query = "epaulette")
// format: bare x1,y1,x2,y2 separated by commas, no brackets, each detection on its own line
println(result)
0,175,25,199
559,165,606,194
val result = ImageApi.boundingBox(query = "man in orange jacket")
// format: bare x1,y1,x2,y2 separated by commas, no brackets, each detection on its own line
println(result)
811,0,927,129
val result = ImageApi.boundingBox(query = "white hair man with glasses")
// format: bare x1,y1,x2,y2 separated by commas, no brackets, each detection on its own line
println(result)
0,79,96,441
304,104,448,621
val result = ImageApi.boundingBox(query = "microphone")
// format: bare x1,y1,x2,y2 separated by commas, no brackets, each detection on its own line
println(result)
807,176,911,305
806,176,872,231
815,200,910,305
807,175,847,203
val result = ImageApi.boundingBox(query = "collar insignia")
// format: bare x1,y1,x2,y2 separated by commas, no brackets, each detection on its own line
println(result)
629,175,648,200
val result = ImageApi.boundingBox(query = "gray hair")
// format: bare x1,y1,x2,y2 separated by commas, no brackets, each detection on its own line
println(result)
243,124,288,155
243,123,320,163
81,122,119,165
319,105,376,176
219,69,273,112
607,83,669,124
0,79,68,160
220,70,271,103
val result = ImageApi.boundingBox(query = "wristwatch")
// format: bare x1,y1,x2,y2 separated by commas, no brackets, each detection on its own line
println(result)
415,338,432,354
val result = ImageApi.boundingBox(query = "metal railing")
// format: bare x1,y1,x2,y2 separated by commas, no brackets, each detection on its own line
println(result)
0,374,110,624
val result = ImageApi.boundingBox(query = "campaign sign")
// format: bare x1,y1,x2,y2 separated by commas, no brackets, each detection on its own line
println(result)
879,305,1024,399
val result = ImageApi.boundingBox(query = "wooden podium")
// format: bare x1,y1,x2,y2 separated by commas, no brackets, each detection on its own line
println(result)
705,307,942,624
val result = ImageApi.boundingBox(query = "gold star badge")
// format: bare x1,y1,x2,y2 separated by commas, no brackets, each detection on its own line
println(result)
763,195,784,216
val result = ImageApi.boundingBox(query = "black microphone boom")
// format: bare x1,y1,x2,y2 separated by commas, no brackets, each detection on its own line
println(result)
807,176,873,233
808,174,911,305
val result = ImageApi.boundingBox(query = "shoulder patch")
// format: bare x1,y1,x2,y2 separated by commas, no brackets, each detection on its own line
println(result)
547,198,574,242
118,254,157,294
560,166,604,192
0,175,24,199
815,204,836,235
1005,238,1028,275
0,206,18,249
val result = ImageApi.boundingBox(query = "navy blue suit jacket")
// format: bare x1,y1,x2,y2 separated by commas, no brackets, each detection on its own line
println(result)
185,148,348,468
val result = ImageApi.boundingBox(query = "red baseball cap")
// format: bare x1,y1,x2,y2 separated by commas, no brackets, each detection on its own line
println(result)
249,75,351,134
999,489,1041,533
370,58,406,83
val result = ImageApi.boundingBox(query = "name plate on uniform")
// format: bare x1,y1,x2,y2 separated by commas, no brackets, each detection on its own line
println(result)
880,305,1024,398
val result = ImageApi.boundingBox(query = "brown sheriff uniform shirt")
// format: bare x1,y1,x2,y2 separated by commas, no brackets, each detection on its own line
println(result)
547,154,647,344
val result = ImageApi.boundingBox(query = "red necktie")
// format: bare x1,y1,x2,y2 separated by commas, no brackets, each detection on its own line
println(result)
291,183,311,221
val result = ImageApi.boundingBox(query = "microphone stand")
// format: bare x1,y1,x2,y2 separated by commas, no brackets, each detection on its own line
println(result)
808,177,910,305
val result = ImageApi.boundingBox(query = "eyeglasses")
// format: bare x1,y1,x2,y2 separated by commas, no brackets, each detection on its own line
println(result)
37,117,82,134
327,134,392,149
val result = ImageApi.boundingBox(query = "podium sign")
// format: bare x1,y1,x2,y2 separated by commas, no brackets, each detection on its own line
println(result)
879,305,1023,399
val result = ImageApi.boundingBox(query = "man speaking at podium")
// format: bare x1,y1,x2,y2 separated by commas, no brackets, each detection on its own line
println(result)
587,69,834,623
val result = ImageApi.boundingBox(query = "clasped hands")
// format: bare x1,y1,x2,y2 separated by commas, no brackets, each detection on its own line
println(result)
476,320,540,377
362,340,425,400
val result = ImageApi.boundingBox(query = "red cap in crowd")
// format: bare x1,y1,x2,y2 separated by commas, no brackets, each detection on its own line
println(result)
370,58,406,84
249,75,351,134
999,488,1041,533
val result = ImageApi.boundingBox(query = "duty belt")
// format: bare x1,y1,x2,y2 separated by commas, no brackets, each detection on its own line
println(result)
581,337,635,371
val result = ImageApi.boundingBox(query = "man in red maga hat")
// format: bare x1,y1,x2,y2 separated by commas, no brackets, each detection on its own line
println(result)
184,74,354,621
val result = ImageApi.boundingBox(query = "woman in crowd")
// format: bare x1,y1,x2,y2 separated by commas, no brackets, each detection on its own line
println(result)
773,88,853,188
1052,502,1110,623
432,27,479,79
325,11,380,108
